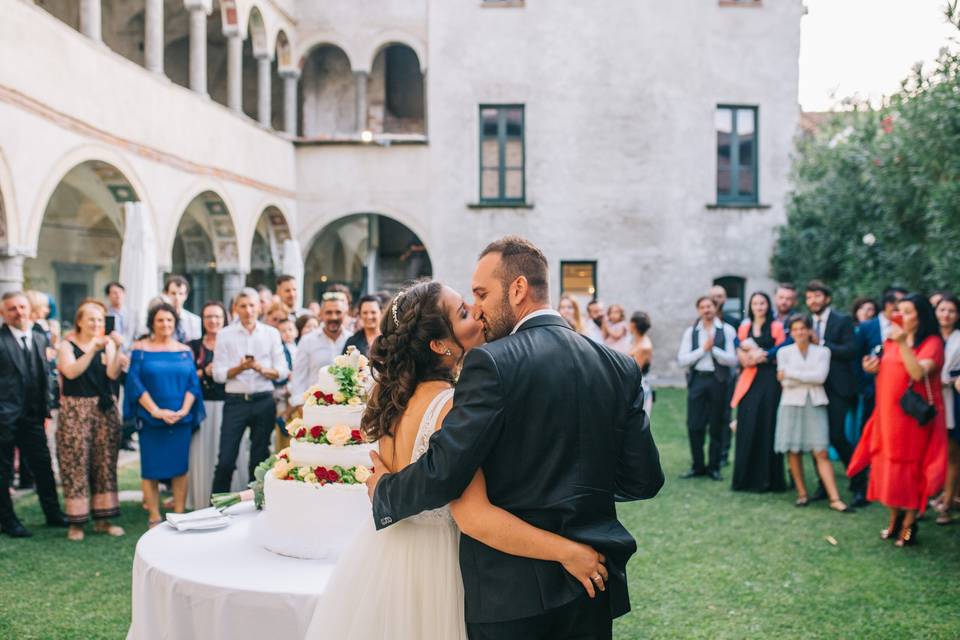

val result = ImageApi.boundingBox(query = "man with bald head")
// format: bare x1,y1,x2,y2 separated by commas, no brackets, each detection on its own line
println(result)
0,291,67,537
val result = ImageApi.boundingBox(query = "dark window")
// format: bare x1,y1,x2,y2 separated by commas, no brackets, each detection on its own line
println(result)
480,105,525,204
716,106,758,204
713,276,746,324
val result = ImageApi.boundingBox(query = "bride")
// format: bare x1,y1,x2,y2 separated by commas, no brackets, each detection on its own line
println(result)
304,281,608,639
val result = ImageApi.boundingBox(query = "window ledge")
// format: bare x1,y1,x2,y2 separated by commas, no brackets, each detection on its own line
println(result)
719,1,762,7
481,0,525,7
294,133,428,147
707,202,771,210
467,201,534,210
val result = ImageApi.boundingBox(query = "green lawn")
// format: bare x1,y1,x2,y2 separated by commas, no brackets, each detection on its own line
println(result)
1,389,958,639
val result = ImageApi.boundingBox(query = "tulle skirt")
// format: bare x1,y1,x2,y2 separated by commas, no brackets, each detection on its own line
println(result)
304,515,466,640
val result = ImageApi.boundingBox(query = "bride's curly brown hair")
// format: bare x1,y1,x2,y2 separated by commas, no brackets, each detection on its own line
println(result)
361,281,461,442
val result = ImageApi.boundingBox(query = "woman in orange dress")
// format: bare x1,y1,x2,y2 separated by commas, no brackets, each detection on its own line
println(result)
849,294,948,547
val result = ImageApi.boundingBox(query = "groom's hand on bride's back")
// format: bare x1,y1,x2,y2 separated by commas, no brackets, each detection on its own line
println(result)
365,451,390,500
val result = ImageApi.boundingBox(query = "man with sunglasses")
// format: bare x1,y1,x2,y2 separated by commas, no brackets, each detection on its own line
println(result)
289,292,353,412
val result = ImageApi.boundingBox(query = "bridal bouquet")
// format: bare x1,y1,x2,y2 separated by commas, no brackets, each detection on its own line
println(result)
210,489,254,511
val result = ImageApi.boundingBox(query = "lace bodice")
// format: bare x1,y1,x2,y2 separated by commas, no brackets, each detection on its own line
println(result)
408,388,456,525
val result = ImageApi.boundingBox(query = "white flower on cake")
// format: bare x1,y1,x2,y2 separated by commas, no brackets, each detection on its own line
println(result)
333,392,346,404
333,354,349,368
348,396,362,406
326,424,352,446
353,465,372,483
285,418,305,437
273,458,290,479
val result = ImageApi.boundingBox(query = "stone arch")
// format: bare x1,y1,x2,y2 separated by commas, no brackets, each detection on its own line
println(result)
302,211,432,302
28,145,154,252
365,33,427,74
246,5,269,57
25,157,143,326
294,32,359,73
367,42,425,134
299,43,357,136
0,147,19,253
274,29,292,70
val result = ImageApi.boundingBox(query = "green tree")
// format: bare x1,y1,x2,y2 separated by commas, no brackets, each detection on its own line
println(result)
773,2,960,306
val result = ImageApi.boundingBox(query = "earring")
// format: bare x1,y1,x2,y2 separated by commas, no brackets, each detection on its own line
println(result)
444,348,453,356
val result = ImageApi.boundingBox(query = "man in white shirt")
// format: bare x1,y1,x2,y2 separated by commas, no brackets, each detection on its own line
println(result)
164,276,202,343
276,275,310,321
676,295,738,480
211,288,289,493
290,292,353,410
584,299,605,343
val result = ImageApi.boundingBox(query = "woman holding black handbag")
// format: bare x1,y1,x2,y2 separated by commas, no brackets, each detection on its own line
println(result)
849,293,947,547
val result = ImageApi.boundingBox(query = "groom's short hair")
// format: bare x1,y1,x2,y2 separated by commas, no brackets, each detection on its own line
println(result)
479,236,549,302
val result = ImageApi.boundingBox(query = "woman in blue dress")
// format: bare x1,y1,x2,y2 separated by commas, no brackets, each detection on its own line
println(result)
125,302,205,527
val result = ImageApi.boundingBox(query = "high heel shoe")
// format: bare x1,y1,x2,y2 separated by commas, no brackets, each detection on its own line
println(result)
881,513,905,540
895,522,918,547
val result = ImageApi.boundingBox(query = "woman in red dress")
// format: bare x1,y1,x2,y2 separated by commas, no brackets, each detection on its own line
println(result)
849,294,948,547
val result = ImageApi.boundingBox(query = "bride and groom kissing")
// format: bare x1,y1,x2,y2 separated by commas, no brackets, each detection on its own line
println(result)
305,236,664,640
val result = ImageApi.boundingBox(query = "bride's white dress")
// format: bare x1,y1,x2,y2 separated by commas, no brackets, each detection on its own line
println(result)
304,388,466,640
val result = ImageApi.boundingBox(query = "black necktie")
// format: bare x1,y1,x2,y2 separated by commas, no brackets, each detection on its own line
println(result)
20,336,35,376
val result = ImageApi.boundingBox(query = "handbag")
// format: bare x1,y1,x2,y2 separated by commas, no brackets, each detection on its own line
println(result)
900,374,936,426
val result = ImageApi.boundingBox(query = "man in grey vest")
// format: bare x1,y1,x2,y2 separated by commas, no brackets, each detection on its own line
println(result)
677,296,738,480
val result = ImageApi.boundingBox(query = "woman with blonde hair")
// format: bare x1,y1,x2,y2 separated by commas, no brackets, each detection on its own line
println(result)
56,299,125,540
557,293,585,334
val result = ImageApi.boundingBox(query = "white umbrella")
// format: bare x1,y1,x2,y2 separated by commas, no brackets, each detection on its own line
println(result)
120,201,159,339
281,238,304,308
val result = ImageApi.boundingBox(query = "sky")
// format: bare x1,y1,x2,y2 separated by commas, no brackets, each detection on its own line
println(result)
799,0,958,111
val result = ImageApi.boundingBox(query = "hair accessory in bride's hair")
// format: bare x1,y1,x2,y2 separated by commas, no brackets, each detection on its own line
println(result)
391,291,406,327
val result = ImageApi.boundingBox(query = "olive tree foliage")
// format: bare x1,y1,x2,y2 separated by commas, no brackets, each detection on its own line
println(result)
772,2,960,305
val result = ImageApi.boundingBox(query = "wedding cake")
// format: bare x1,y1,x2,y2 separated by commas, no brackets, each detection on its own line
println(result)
254,348,376,560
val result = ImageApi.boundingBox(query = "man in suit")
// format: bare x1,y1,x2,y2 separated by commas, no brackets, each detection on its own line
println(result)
708,285,740,466
0,291,68,537
805,280,861,503
366,236,663,640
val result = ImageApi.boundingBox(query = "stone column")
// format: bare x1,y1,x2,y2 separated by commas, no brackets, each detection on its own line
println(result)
220,270,246,308
281,70,300,135
0,252,25,296
256,54,272,127
226,33,243,112
187,4,208,95
144,0,163,73
80,0,102,42
353,71,368,132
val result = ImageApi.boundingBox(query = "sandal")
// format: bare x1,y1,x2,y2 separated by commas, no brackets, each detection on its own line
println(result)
67,526,84,542
94,522,126,537
795,495,809,507
935,510,953,526
895,522,918,547
829,499,855,514
881,513,905,540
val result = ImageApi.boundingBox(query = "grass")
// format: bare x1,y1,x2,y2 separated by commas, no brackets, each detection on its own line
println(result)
0,389,957,639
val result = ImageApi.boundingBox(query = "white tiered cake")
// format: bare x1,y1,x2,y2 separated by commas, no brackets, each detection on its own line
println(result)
253,348,376,560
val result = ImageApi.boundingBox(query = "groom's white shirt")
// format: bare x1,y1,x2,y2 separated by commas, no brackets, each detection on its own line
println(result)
510,308,562,335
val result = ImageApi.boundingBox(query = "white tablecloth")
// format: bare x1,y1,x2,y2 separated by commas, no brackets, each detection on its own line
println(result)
127,503,334,640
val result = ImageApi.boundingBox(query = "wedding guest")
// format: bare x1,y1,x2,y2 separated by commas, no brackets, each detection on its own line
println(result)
731,292,787,493
557,294,585,334
104,281,134,348
629,311,654,417
276,274,309,320
275,317,299,450
709,284,740,327
290,292,353,412
776,314,852,512
278,318,299,360
850,294,947,546
325,284,356,333
125,303,204,527
0,292,68,538
604,304,631,353
677,296,737,480
295,314,320,342
773,283,798,323
26,290,59,411
186,302,248,509
211,288,287,494
257,285,275,315
164,276,201,343
805,280,861,503
584,299,605,343
56,300,124,540
934,295,960,525
343,295,382,357
307,300,322,317
930,290,948,310
852,297,878,325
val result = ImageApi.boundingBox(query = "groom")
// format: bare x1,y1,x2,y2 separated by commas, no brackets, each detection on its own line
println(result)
366,236,664,639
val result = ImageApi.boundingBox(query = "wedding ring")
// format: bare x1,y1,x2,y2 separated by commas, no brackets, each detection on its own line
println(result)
592,573,602,583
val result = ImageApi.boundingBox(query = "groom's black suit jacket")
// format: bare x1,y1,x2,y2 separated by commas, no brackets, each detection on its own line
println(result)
372,313,664,624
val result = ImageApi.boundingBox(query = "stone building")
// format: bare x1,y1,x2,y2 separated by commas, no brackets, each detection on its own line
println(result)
0,0,803,378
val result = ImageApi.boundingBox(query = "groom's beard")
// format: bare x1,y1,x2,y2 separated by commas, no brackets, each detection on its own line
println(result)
482,293,516,342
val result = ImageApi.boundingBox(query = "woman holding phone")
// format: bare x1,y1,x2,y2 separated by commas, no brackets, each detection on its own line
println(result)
850,294,947,546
